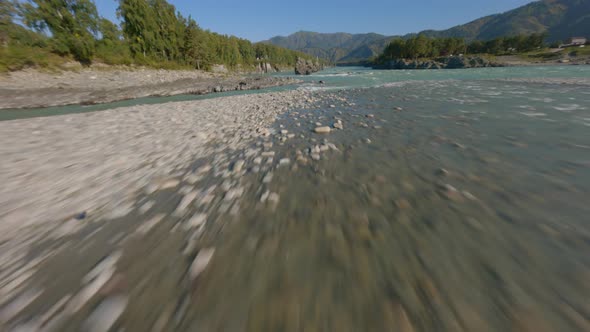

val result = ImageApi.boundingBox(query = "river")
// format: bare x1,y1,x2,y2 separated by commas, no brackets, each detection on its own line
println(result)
2,66,590,331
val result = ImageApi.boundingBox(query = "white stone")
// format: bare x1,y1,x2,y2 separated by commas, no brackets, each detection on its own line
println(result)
189,248,215,280
83,296,128,332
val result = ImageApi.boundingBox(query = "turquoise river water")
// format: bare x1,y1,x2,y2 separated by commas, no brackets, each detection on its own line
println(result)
2,65,590,331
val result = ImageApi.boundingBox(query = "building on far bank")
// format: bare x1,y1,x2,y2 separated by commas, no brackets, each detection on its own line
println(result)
568,37,587,45
559,37,587,48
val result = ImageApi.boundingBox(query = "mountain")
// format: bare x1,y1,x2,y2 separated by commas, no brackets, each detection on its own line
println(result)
262,31,392,63
263,0,590,63
419,0,590,41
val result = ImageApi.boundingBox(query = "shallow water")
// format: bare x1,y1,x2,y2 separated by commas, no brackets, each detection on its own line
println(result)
3,66,590,331
185,77,590,331
3,65,590,121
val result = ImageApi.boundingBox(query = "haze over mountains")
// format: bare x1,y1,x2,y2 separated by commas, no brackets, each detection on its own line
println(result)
263,0,590,63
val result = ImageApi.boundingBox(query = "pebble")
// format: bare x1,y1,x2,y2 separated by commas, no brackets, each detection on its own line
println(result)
253,157,263,165
260,190,270,203
311,153,321,161
184,173,201,185
326,143,340,151
186,213,207,229
329,104,336,108
435,168,450,177
279,158,291,166
106,202,134,219
366,114,375,118
174,191,198,216
314,126,332,134
190,248,215,280
334,122,344,130
365,138,372,144
462,191,477,201
395,107,403,111
395,199,412,209
137,214,165,234
261,151,275,157
83,296,128,332
233,160,245,173
452,142,466,149
257,128,271,137
280,130,288,135
224,187,244,201
68,252,121,313
160,179,180,190
262,173,273,184
440,184,464,202
268,192,280,204
196,164,212,174
0,289,43,323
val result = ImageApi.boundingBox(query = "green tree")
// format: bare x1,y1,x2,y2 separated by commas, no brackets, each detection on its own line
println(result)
20,0,100,63
182,17,211,69
0,0,17,46
118,0,156,57
98,18,121,43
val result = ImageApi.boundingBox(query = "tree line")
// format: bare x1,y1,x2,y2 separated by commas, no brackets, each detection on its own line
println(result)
0,0,313,71
376,33,547,62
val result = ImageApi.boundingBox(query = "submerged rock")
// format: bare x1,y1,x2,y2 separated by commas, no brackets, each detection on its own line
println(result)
190,248,215,280
83,296,128,332
314,126,332,134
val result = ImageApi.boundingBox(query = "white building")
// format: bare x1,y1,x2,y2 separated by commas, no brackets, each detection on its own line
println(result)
569,37,587,45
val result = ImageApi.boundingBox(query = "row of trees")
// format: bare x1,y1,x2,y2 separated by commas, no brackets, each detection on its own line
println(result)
1,0,312,70
377,33,547,62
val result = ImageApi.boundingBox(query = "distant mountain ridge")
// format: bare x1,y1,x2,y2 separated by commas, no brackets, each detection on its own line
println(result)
263,31,391,63
262,0,590,63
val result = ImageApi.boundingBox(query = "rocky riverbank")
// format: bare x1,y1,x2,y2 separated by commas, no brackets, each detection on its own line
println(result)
2,68,589,331
373,56,501,70
373,54,590,70
0,90,316,240
0,68,301,109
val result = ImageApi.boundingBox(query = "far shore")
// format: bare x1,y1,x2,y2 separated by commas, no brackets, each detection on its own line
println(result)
0,67,300,109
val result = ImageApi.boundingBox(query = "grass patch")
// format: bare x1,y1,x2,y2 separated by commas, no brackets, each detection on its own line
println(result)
0,45,68,72
566,46,590,57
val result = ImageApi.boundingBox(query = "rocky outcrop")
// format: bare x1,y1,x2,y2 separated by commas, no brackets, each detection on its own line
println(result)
294,57,323,75
257,62,277,73
373,56,501,70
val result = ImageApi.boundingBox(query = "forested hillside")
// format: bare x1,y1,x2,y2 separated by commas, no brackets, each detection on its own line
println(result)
374,33,547,64
265,0,590,63
263,31,390,63
418,0,590,42
0,0,313,72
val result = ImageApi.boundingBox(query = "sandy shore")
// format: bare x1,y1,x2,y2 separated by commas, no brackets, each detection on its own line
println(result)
0,68,300,109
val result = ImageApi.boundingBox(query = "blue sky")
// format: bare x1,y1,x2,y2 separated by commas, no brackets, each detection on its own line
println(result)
96,0,533,42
